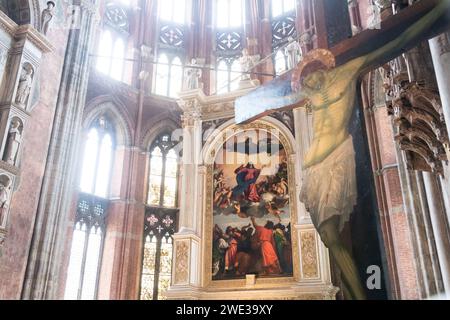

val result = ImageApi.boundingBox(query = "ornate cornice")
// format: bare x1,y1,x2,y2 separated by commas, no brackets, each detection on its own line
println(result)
0,12,54,53
15,24,54,53
0,10,18,36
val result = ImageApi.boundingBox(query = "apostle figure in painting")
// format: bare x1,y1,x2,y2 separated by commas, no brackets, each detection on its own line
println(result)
250,217,281,275
236,1,450,299
224,227,240,272
232,162,264,202
41,1,55,36
4,119,22,166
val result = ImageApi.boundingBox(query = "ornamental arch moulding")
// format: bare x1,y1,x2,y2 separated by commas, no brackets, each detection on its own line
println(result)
141,117,181,151
0,0,40,28
83,98,133,147
201,117,297,166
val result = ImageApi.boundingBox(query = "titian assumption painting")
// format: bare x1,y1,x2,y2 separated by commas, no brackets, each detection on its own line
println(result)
212,129,293,280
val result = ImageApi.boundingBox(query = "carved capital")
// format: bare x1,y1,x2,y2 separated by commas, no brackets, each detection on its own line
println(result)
181,100,202,127
391,83,449,176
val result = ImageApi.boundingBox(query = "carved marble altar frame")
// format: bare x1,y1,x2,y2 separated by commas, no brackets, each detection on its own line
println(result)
201,120,301,289
168,89,337,300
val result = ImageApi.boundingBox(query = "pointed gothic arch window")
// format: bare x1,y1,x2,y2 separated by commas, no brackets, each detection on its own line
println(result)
271,0,297,75
153,0,188,97
140,132,180,300
95,2,130,81
159,0,186,24
214,0,245,94
79,117,115,198
64,116,114,300
216,0,245,28
146,133,179,207
153,54,184,98
272,0,296,18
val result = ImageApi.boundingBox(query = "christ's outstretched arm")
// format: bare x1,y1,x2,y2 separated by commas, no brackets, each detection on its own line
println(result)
360,0,450,72
235,80,309,124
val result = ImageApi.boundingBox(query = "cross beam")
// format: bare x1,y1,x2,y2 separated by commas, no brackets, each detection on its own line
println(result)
235,0,450,124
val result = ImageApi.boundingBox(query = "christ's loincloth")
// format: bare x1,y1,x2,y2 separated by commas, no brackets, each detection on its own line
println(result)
300,136,357,232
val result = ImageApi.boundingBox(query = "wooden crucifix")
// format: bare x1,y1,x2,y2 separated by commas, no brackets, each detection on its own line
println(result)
234,0,450,300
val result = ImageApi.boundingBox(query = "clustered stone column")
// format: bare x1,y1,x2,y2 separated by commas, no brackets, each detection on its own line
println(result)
0,12,53,247
377,1,450,295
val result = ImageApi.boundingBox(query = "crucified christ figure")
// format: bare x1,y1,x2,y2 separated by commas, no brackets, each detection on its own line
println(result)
235,1,450,300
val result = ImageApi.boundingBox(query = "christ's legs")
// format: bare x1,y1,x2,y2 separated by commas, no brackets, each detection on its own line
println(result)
318,216,366,300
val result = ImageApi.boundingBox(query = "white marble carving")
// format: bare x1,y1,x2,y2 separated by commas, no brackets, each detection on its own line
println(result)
3,118,23,166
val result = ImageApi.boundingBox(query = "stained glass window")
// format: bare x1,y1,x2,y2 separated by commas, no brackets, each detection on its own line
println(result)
157,236,173,299
65,117,113,300
96,31,113,75
141,133,180,300
272,0,296,18
111,38,125,80
140,210,177,300
79,117,115,198
64,194,108,300
159,0,186,24
271,0,297,75
148,147,163,206
216,57,242,94
153,54,183,97
216,0,245,28
96,2,129,81
140,234,158,300
214,0,245,94
147,133,179,207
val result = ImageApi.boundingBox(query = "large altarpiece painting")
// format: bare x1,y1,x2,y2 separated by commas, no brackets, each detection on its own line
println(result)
211,129,293,280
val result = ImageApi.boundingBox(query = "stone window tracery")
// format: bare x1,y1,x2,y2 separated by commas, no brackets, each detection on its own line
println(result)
214,0,245,94
271,0,298,75
147,133,179,207
140,132,180,300
64,116,115,300
152,0,188,97
96,1,130,81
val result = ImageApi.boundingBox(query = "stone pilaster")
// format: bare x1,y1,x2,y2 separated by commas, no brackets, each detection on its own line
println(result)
429,33,450,225
0,11,53,251
170,89,204,293
422,172,450,297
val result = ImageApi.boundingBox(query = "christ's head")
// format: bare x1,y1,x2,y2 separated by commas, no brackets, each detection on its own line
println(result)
302,69,326,91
